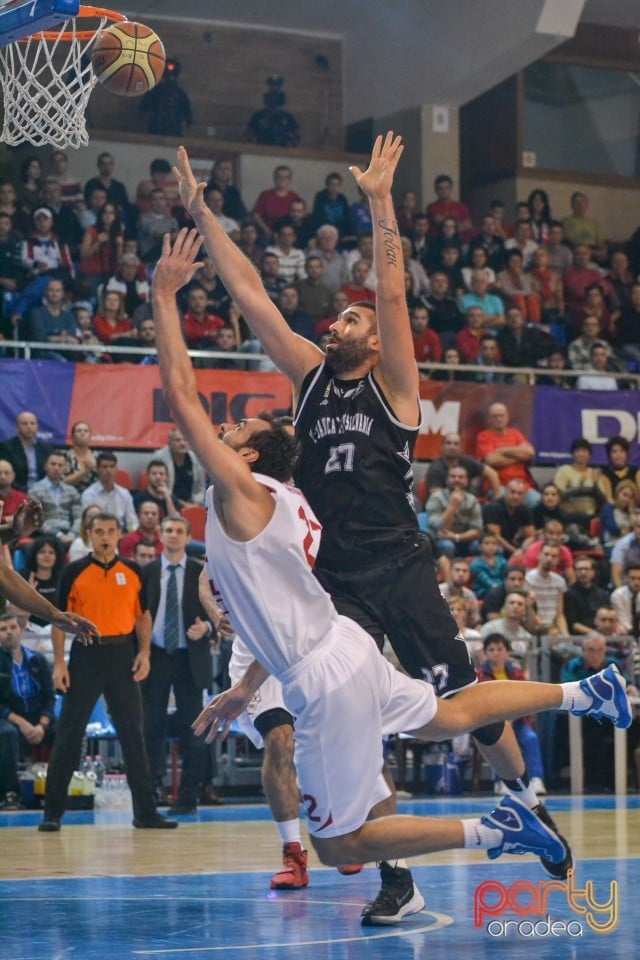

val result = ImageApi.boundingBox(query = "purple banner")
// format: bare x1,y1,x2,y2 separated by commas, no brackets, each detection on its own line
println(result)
0,359,76,444
532,386,640,466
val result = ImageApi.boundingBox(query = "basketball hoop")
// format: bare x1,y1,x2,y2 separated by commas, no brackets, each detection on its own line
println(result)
0,5,126,149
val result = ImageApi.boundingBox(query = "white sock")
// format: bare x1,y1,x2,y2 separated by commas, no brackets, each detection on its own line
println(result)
560,681,593,713
276,819,301,846
462,818,503,850
505,778,538,809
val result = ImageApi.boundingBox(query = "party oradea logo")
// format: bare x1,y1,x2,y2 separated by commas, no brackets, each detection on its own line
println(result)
474,868,618,938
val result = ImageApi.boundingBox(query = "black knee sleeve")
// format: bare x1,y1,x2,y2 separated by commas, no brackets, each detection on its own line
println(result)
254,708,294,740
472,720,505,746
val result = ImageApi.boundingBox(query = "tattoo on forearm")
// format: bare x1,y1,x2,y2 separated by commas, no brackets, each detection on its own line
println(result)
378,219,400,267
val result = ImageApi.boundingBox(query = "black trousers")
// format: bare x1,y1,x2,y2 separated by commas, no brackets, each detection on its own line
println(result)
142,647,206,804
44,641,156,821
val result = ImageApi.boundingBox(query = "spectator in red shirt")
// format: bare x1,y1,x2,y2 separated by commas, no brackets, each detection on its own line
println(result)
515,518,575,582
118,501,163,559
92,290,133,345
475,402,539,505
426,174,473,242
341,259,376,304
0,459,28,521
455,306,485,362
181,284,224,348
563,244,609,327
252,165,301,241
410,304,442,366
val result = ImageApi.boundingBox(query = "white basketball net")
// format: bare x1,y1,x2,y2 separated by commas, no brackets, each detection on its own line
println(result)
0,12,108,149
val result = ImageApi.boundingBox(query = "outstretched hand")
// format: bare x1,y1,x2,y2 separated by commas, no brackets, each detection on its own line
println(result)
348,131,404,201
192,684,253,744
51,611,100,646
152,228,204,299
12,499,44,538
174,146,207,217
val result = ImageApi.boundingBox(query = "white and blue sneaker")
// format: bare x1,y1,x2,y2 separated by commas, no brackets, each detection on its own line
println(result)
481,795,566,864
572,663,632,729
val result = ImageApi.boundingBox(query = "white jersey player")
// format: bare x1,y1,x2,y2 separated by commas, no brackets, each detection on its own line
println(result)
152,226,631,885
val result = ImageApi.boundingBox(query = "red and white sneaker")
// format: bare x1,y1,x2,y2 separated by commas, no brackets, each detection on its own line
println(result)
337,864,364,875
270,842,309,890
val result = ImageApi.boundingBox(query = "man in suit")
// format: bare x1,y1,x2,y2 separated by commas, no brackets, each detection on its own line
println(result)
0,411,52,492
142,514,214,814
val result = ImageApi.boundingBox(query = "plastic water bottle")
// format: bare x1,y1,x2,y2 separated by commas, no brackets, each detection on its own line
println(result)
81,756,94,776
93,755,105,787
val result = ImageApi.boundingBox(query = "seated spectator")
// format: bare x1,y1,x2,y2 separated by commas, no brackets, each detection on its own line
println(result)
439,558,482,627
313,224,349,293
530,246,565,322
401,237,430,300
567,314,612,371
185,255,231,320
483,479,535,556
236,220,263,269
28,450,81,545
409,213,433,270
427,431,500,500
426,174,472,242
77,200,126,293
470,529,508,598
545,220,572,276
315,289,349,338
204,186,240,242
483,565,538,630
24,277,78,361
344,234,376,288
181,284,224,349
137,189,179,262
525,544,568,634
497,305,554,369
395,190,418,236
599,435,639,503
266,224,306,283
205,325,240,369
133,461,178,517
21,535,66,626
207,158,247,222
39,177,83,254
537,347,574,389
461,246,497,293
477,633,546,792
459,270,505,329
0,210,24,298
563,245,608,326
19,205,74,288
0,180,31,237
565,555,611,635
277,285,314,340
119,501,163,560
553,437,606,522
508,202,532,239
133,539,158,567
436,242,465,299
252,165,301,240
92,290,133,346
425,465,482,559
0,460,28,522
410,304,441,366
611,511,640,588
561,191,607,262
277,197,315,250
468,213,504,271
72,302,103,362
0,411,51,492
560,633,638,792
575,343,618,391
599,479,638,553
479,595,536,665
423,270,463,347
136,157,180,217
310,172,352,242
475,402,539,505
612,280,640,363
448,597,483,664
80,451,137,532
115,317,158,365
517,519,575,583
497,249,541,324
67,503,101,561
471,334,506,384
295,256,333,327
83,151,130,223
77,184,107,230
488,199,508,239
504,221,538,269
154,428,206,507
350,189,372,240
104,253,149,316
0,612,55,805
527,188,552,244
430,345,470,381
455,306,486,362
531,482,570,533
342,259,376,304
575,283,616,339
259,251,287,303
606,250,634,312
610,563,640,640
17,155,42,213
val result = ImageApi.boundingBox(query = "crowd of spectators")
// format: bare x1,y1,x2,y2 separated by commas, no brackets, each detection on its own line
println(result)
0,152,639,385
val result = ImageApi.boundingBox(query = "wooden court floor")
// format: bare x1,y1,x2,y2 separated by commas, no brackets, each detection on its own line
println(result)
1,795,638,960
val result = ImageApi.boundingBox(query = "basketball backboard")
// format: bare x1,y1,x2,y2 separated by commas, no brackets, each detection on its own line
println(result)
0,0,79,47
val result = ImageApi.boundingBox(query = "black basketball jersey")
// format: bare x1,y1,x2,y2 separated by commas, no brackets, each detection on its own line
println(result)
294,361,421,571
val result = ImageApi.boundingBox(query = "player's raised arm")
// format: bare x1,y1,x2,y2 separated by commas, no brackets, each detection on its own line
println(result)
349,132,419,420
152,229,274,540
174,146,322,391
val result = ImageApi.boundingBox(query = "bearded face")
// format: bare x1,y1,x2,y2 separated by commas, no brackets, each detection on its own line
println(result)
325,329,376,375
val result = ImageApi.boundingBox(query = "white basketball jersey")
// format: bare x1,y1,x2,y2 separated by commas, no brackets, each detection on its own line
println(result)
204,473,338,679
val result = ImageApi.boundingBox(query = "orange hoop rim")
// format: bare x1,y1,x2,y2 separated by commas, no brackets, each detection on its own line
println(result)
20,6,127,42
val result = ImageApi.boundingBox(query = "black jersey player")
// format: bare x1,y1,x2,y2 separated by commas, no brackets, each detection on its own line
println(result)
174,133,572,923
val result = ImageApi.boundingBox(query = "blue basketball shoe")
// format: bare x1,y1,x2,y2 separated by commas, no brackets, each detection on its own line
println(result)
571,663,632,729
481,795,566,863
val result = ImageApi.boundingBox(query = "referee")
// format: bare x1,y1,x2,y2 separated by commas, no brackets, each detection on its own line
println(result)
39,512,177,831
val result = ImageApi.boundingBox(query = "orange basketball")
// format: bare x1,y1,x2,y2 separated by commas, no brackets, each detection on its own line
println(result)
91,22,166,97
